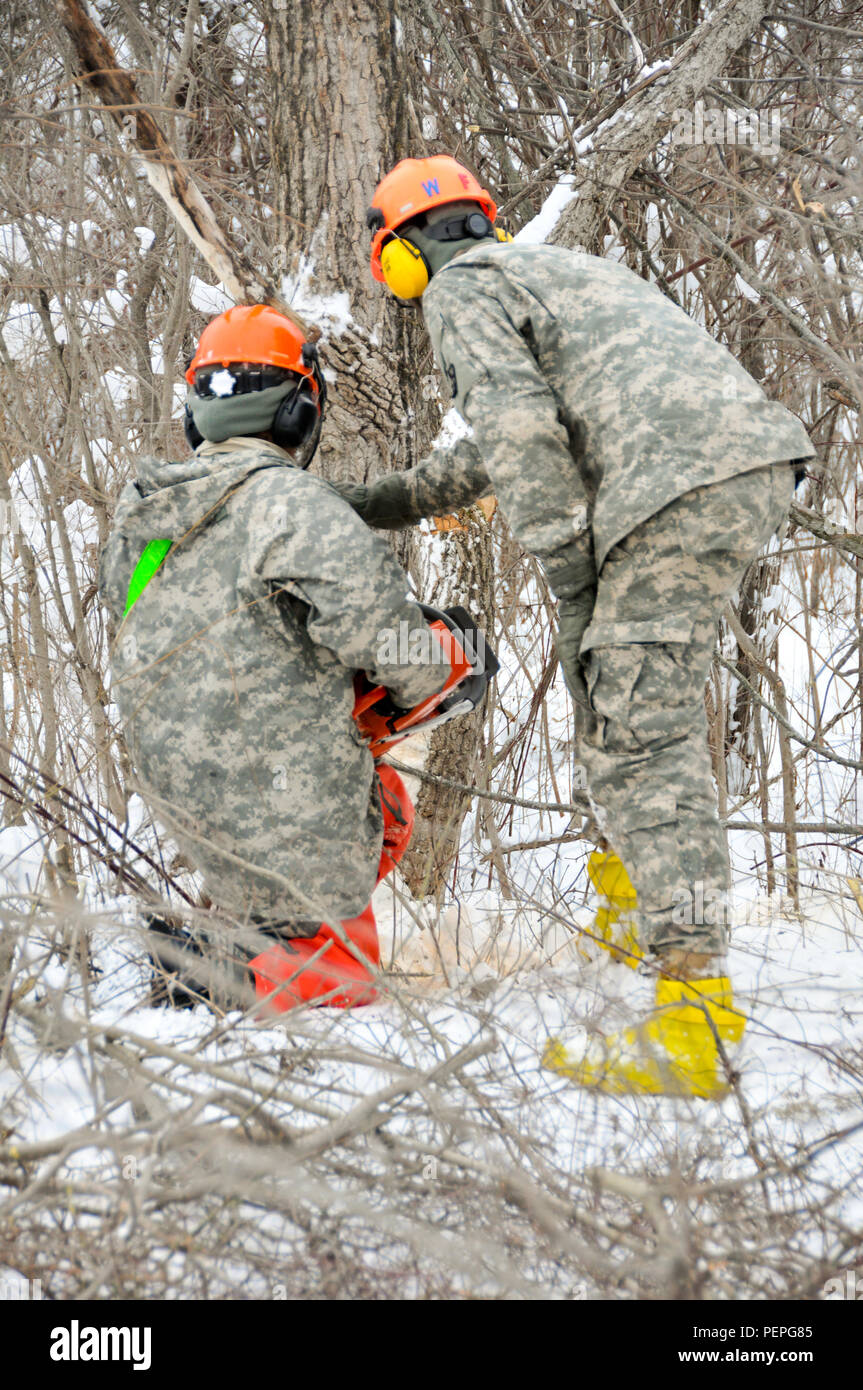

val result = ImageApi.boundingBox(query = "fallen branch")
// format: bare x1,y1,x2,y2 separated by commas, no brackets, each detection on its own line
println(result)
53,0,309,332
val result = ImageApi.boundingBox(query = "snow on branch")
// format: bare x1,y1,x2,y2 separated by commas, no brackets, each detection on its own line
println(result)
552,0,774,252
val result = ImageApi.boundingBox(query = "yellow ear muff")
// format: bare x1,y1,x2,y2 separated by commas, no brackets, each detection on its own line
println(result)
380,236,430,299
495,227,514,243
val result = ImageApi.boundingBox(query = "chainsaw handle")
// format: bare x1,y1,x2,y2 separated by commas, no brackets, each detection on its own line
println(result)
417,604,500,681
353,604,500,759
352,677,389,719
352,618,468,719
353,620,471,757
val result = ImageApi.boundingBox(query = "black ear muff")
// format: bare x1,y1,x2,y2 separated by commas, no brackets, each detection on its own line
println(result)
183,403,204,451
271,382,321,456
273,347,327,465
465,211,494,239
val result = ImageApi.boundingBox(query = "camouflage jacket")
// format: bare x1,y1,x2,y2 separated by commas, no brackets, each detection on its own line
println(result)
346,242,814,574
99,437,447,924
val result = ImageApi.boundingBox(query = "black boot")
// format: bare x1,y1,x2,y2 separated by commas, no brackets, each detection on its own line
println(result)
146,916,213,1009
146,915,322,1011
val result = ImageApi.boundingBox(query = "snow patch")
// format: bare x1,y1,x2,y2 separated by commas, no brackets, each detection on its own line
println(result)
516,176,577,244
134,225,156,253
432,407,471,450
190,278,233,317
281,219,354,337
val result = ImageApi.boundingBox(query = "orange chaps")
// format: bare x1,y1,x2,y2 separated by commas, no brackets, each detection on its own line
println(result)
249,764,414,1014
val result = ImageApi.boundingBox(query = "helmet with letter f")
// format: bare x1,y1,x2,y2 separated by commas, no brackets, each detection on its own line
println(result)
366,155,510,300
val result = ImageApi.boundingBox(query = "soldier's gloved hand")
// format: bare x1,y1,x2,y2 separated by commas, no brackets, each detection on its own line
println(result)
544,539,597,741
332,475,413,530
332,480,368,513
544,535,595,605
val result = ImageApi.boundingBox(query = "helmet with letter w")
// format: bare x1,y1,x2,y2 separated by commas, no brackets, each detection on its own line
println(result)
366,155,511,300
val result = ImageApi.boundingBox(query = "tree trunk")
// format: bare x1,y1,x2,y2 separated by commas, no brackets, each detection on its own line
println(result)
262,0,496,898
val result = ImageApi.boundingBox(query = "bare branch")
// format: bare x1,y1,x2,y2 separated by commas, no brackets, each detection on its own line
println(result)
52,0,310,332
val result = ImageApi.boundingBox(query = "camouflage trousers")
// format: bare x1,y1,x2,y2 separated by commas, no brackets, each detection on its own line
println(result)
555,462,795,956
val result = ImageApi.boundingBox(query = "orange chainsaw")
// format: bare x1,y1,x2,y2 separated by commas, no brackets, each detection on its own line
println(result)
353,604,500,759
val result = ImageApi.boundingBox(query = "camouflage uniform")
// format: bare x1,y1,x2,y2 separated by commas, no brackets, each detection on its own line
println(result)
100,437,448,928
343,241,815,953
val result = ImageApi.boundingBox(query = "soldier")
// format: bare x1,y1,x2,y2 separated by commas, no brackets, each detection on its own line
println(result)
340,155,816,1095
100,304,470,1014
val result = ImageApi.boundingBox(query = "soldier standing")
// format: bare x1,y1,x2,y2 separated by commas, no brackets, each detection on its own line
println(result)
341,155,815,1096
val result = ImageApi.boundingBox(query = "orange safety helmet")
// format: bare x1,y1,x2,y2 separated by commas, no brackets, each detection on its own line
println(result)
368,155,497,283
185,304,318,391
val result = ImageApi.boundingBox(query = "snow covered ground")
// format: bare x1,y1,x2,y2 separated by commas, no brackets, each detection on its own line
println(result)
2,853,861,1299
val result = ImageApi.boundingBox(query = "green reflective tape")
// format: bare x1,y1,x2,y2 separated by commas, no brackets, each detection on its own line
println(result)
124,538,173,615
